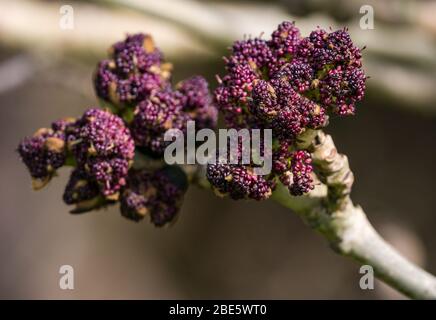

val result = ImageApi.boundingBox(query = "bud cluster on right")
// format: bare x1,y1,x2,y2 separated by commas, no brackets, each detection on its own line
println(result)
208,21,366,200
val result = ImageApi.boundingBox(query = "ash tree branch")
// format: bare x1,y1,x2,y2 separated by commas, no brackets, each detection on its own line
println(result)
272,129,436,299
147,129,436,298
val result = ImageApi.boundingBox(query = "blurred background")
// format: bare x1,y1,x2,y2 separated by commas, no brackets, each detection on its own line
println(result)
1,0,435,299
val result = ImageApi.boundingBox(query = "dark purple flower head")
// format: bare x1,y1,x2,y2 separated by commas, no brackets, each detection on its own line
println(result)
120,167,187,226
63,168,105,213
95,34,218,157
120,169,154,221
130,90,188,156
113,72,166,105
130,80,218,156
327,29,362,67
211,22,365,198
67,108,134,199
288,150,314,196
215,61,259,129
94,33,170,108
230,38,276,74
87,158,130,197
295,27,363,74
17,120,69,189
249,80,278,121
271,82,327,130
150,168,187,226
275,60,315,93
207,163,273,201
176,76,218,130
291,27,366,115
320,66,366,115
219,60,258,105
110,33,163,77
214,22,362,135
249,78,327,141
206,139,274,201
177,76,209,110
269,21,301,61
69,108,134,161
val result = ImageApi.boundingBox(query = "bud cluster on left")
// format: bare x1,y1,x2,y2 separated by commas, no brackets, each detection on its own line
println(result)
18,33,217,226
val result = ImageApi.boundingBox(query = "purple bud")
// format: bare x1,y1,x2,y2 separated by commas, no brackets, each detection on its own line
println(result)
111,33,163,77
63,168,104,213
87,157,129,197
207,163,273,201
288,150,314,196
213,22,364,199
320,66,366,115
120,170,154,221
17,120,68,189
120,167,187,226
176,76,218,129
250,80,278,121
94,33,170,107
130,90,189,155
269,21,301,60
275,60,314,93
231,38,275,73
67,108,134,198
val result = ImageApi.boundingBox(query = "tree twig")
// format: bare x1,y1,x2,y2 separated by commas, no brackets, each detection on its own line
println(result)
271,129,436,299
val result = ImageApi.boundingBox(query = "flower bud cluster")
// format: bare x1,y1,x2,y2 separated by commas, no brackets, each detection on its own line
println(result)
121,166,187,226
19,109,135,210
94,34,217,157
209,22,366,199
19,34,219,226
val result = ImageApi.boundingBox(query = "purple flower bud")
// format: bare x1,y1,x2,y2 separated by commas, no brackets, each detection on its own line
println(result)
67,108,134,199
94,60,118,102
207,138,274,201
94,33,170,107
87,157,129,197
271,107,304,140
215,61,258,129
176,76,218,129
320,66,366,115
231,38,276,73
275,60,315,93
212,21,365,198
288,150,314,196
130,90,189,155
120,167,187,226
207,163,273,201
114,73,166,105
111,33,163,77
295,27,363,71
150,168,186,226
272,141,292,175
327,29,362,67
120,170,154,221
249,80,278,121
63,168,104,213
269,21,301,61
17,120,69,189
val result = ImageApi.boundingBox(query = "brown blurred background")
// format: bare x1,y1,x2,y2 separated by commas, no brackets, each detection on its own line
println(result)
0,0,435,299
